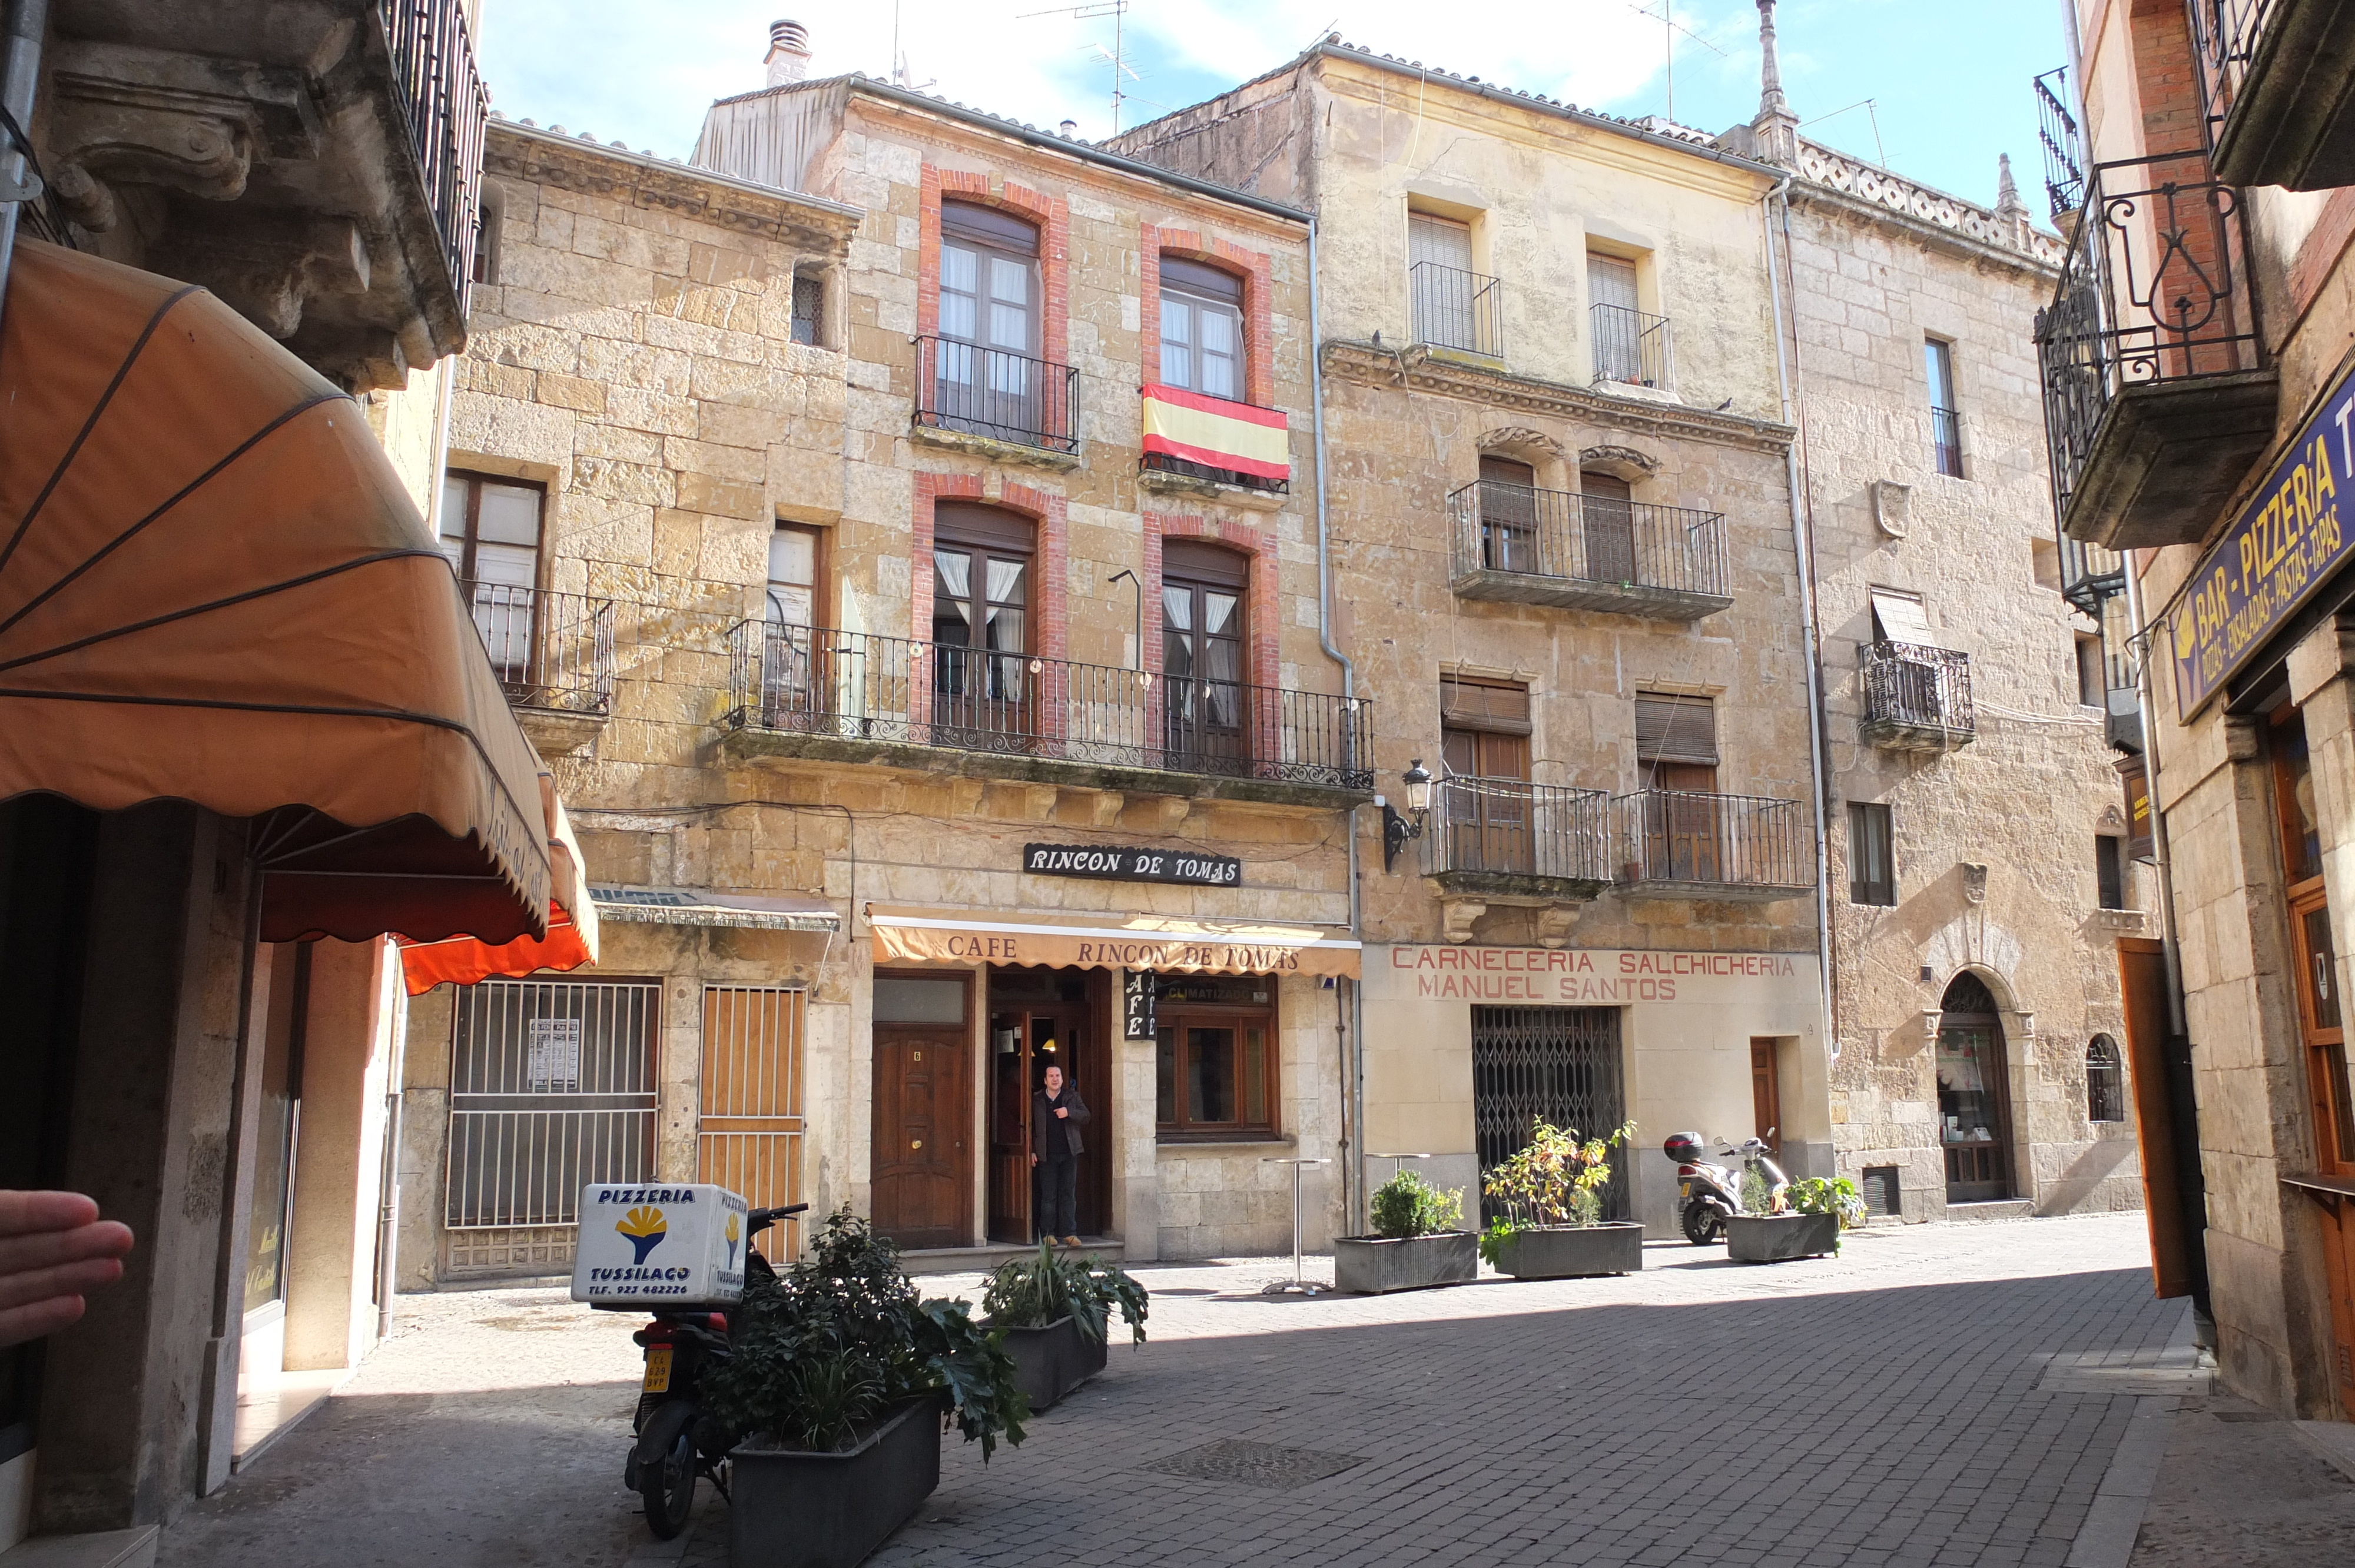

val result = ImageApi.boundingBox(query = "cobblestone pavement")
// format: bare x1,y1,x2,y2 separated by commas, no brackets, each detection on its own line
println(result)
164,1213,2190,1568
2125,1388,2355,1566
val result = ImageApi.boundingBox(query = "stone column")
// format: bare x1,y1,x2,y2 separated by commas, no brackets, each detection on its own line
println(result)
283,938,396,1374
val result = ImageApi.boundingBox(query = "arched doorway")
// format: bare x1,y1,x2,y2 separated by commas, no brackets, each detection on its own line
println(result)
1936,972,2015,1203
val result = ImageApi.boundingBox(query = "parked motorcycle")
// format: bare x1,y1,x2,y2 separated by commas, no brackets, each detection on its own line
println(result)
626,1200,807,1538
1664,1131,1787,1245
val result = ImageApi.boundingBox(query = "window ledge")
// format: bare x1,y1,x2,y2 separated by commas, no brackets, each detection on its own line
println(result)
1139,465,1286,511
1156,1135,1296,1152
908,421,1082,472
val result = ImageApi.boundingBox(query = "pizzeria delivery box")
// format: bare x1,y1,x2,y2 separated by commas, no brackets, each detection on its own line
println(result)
571,1182,750,1308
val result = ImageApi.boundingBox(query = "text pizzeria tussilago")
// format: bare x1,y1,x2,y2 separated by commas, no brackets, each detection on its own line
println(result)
1391,945,1800,1002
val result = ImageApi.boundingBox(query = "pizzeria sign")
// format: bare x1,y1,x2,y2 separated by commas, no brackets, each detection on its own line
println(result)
2172,367,2355,715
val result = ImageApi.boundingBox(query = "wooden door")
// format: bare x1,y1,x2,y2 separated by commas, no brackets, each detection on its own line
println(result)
1442,726,1532,874
1654,760,1722,882
1477,454,1539,573
1581,470,1637,584
1750,1038,1782,1154
699,987,805,1257
984,986,1112,1243
872,1023,970,1251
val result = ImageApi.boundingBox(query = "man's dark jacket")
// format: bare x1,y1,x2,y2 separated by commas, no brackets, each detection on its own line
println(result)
1031,1085,1090,1161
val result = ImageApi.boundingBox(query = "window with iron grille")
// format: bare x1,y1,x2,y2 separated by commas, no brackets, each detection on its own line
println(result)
2086,1035,2125,1123
2097,836,2127,911
791,273,824,346
1470,1006,1626,1222
1849,802,1895,906
1925,337,1963,478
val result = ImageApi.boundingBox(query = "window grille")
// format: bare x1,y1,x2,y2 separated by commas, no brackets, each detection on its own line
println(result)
1470,1006,1626,1222
2087,1035,2125,1123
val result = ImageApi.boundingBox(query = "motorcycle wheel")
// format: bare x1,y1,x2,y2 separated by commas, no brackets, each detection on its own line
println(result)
1682,1204,1724,1246
640,1427,696,1540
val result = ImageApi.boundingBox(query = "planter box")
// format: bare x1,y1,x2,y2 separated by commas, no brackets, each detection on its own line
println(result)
1726,1212,1840,1263
993,1315,1109,1411
1333,1231,1478,1294
1490,1222,1644,1280
729,1396,940,1568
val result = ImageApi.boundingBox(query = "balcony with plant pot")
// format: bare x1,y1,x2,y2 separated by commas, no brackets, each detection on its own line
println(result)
1446,479,1732,622
1860,640,1975,754
1609,789,1813,902
2035,151,2276,550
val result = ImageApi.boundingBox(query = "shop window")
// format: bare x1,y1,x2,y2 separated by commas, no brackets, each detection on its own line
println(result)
1848,802,1895,906
2086,1035,2125,1123
1158,256,1243,400
2096,835,2127,911
1155,976,1277,1139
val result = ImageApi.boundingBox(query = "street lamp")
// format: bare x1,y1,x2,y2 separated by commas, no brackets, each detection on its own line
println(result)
1382,759,1434,871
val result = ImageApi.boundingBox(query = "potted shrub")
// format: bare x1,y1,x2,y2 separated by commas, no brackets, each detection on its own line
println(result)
1726,1174,1862,1263
704,1209,1026,1568
980,1240,1149,1411
1334,1170,1477,1293
1478,1120,1644,1280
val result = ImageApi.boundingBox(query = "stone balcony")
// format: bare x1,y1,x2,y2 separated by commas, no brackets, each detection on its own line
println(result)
1445,480,1732,622
2193,0,2355,191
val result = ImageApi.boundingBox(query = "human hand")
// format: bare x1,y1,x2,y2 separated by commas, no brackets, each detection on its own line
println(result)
0,1191,135,1348
1053,1107,1068,1119
1029,1153,1037,1167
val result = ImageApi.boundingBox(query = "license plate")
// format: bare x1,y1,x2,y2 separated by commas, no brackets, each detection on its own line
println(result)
1679,1181,1691,1197
642,1346,672,1394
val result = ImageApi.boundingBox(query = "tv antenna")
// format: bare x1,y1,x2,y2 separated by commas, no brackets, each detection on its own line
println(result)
1630,1,1726,124
1021,0,1132,132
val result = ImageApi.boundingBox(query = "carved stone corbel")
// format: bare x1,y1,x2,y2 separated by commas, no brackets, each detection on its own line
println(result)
174,214,371,339
1577,443,1660,476
1535,905,1581,949
1441,899,1487,944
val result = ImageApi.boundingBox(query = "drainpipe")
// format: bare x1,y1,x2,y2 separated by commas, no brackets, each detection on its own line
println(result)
1308,211,1368,1231
1762,174,1839,1134
0,0,49,338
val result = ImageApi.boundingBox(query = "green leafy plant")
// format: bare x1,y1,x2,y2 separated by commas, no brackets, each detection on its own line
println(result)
703,1207,1027,1459
1477,1119,1634,1264
1785,1176,1867,1250
1368,1170,1464,1240
981,1240,1150,1347
1741,1166,1778,1215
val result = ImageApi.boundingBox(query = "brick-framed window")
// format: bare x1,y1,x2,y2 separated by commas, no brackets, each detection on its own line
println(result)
1139,226,1276,410
910,473,1068,667
918,167,1069,373
1140,512,1279,696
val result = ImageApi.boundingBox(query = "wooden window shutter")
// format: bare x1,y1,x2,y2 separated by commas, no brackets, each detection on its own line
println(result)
934,502,1035,554
1440,674,1531,736
1634,694,1717,764
1163,537,1251,587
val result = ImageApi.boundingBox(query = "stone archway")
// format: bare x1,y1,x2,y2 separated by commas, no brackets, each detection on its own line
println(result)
1935,970,2016,1203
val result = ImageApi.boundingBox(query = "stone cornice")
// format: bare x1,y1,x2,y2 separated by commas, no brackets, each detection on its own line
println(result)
1321,341,1796,456
1790,141,2061,277
487,121,858,255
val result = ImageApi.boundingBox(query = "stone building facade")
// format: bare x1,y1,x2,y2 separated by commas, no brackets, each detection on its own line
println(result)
2055,0,2355,1422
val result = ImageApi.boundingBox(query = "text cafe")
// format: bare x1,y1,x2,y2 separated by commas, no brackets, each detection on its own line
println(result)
1358,942,1827,1237
854,842,1360,1263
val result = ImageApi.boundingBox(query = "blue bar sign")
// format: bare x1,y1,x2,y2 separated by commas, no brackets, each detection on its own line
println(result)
2172,373,2355,715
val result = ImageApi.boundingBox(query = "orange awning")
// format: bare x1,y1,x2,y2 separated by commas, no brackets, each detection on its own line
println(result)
0,239,550,944
867,903,1361,978
397,773,601,993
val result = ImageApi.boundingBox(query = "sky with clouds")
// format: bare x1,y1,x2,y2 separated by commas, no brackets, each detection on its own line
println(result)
474,0,2072,214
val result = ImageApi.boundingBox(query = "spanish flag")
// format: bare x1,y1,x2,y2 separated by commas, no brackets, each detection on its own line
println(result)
1140,386,1289,482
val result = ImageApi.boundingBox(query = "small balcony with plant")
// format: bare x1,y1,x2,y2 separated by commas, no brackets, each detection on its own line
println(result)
1608,790,1812,901
1421,776,1613,903
1409,261,1505,358
1590,303,1673,394
460,580,616,754
2035,151,2276,550
719,623,1373,808
1446,480,1732,621
913,336,1082,463
1860,642,1975,753
2190,0,2355,191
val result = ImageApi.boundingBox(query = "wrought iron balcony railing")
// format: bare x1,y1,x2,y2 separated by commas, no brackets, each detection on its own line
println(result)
460,582,616,715
2033,152,2268,541
915,336,1080,453
1424,777,1613,887
1930,405,1963,477
2190,0,2355,189
724,623,1373,790
1446,480,1732,617
381,0,489,317
2035,67,2087,218
1591,303,1672,390
2058,534,2126,614
1611,790,1811,895
1409,261,1505,357
1861,641,1975,752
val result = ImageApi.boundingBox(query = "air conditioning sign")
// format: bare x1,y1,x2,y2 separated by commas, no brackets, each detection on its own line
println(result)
2171,370,2355,715
1023,842,1242,887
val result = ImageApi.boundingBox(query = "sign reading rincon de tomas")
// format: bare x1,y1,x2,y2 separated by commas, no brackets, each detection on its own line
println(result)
1023,842,1242,886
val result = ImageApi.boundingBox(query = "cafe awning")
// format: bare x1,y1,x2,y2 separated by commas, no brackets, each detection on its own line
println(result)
0,239,551,945
397,775,602,994
867,904,1361,978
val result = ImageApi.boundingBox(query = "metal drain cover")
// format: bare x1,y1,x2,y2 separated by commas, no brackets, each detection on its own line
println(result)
1140,1439,1368,1490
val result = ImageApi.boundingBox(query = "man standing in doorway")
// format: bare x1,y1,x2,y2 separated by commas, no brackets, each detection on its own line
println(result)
1029,1061,1090,1245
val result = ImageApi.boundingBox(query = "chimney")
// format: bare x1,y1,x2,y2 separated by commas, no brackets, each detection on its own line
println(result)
765,19,811,87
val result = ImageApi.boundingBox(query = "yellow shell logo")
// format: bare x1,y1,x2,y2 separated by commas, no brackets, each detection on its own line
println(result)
724,1211,741,1267
618,1205,668,1264
2174,610,2197,662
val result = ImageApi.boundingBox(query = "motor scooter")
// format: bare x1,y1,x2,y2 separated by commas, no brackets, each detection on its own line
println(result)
626,1201,807,1538
1664,1131,1786,1245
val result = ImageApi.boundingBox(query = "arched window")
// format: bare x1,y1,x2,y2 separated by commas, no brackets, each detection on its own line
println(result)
2087,1035,2125,1123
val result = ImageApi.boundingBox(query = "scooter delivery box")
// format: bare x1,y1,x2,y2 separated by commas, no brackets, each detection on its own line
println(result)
570,1182,750,1309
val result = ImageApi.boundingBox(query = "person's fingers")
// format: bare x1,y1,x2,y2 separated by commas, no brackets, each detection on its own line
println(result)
0,1219,135,1276
0,1255,124,1313
0,1293,89,1350
0,1191,99,1238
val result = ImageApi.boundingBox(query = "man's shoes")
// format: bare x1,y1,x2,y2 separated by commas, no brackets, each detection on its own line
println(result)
1064,1235,1083,1246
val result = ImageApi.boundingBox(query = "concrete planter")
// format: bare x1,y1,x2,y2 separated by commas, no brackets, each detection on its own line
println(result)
1726,1212,1840,1263
1333,1231,1479,1294
1490,1222,1644,1280
993,1315,1109,1411
728,1396,940,1568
